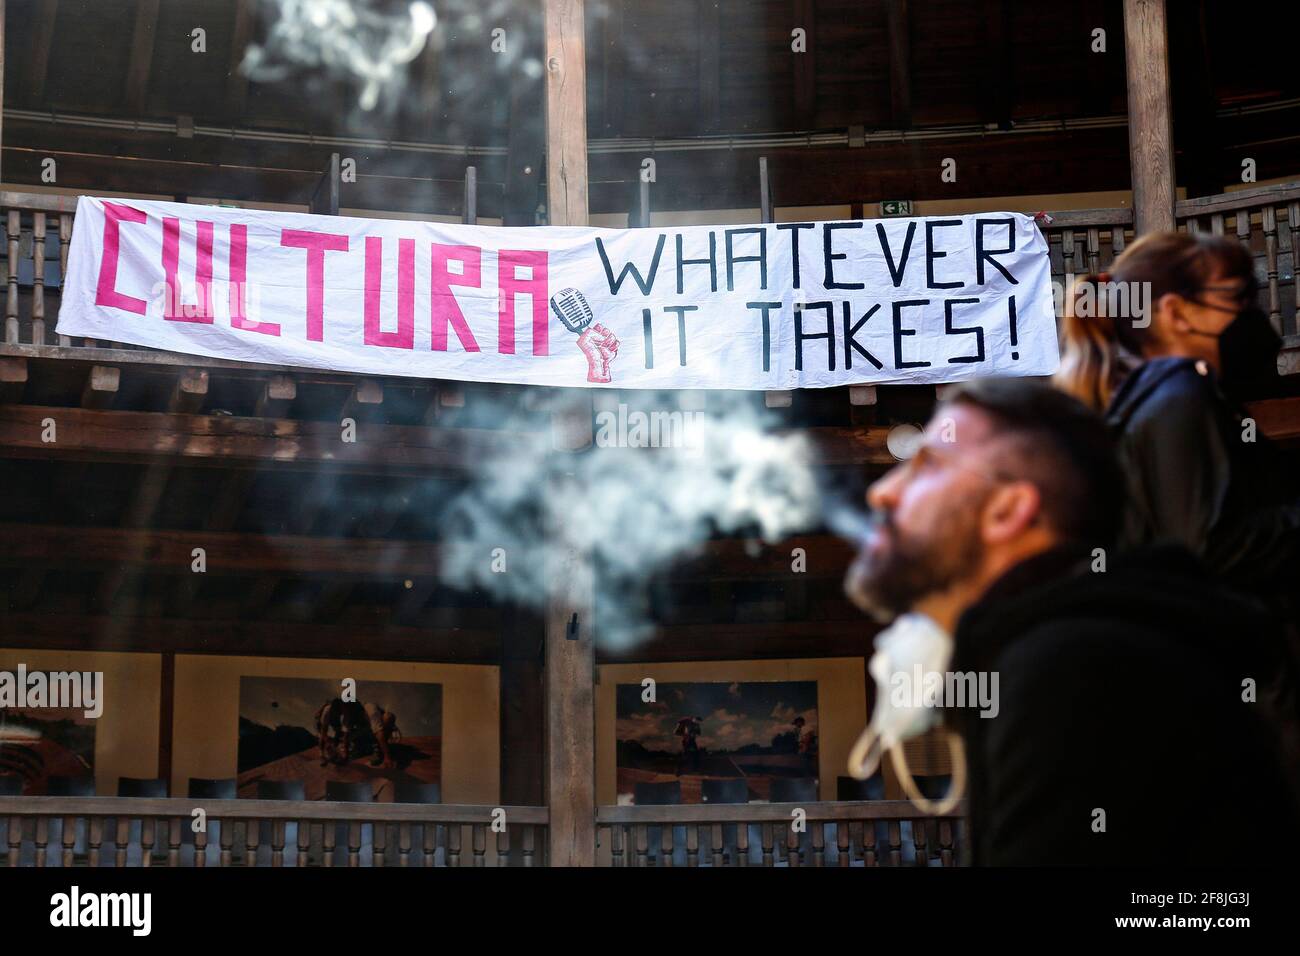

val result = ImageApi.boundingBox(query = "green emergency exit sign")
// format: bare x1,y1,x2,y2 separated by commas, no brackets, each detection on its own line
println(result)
880,200,913,217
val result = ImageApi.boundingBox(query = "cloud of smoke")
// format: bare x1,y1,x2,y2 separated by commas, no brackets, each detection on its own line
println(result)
439,394,833,650
244,0,437,111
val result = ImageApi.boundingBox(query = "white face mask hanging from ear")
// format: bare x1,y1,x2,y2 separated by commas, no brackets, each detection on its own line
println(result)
847,613,967,816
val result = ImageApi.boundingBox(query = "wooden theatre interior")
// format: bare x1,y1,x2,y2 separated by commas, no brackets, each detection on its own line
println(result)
1,0,1300,867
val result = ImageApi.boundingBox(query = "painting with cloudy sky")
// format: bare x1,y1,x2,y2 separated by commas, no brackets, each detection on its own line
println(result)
615,681,818,803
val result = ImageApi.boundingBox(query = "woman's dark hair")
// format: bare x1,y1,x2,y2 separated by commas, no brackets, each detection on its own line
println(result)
945,377,1125,550
1054,231,1257,411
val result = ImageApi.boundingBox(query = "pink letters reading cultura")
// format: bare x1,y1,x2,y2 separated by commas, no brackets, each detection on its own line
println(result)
93,204,551,356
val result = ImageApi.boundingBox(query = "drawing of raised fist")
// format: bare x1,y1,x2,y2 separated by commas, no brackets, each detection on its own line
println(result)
577,322,620,383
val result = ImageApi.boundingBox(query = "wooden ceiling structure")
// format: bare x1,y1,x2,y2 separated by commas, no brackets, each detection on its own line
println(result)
0,1,1297,218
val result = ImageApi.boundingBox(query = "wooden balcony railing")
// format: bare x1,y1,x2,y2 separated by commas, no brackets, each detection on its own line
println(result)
595,800,966,867
0,796,547,867
1039,180,1300,341
0,794,963,867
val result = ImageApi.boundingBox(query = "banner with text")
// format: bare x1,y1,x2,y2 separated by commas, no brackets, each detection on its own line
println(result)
58,196,1058,389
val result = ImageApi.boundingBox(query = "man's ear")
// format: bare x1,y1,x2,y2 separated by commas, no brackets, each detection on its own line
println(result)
981,481,1041,544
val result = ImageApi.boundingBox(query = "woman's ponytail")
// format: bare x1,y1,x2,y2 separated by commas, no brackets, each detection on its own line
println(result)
1054,271,1130,412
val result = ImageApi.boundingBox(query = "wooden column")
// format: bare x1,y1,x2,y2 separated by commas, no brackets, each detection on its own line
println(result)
544,0,589,227
1122,0,1176,233
546,402,595,866
543,0,595,867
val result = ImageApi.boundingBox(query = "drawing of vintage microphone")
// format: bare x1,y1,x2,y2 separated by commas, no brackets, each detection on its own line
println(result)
550,287,620,384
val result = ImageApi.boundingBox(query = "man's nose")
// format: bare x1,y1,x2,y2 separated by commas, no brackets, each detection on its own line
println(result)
866,465,904,513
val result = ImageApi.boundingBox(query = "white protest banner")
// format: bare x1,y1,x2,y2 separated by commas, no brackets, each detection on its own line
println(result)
57,196,1058,389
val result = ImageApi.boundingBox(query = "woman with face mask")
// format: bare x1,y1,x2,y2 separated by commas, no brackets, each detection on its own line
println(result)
1056,232,1296,592
1056,232,1300,796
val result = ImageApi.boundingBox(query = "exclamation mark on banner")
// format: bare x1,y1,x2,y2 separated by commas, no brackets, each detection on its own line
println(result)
1007,296,1019,360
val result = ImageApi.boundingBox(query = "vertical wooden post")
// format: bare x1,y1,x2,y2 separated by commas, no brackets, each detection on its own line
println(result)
1123,0,1176,234
309,152,341,216
637,177,650,228
463,166,478,225
546,401,595,867
543,0,595,867
544,0,589,228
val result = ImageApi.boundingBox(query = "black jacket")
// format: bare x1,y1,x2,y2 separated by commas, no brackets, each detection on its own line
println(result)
1106,356,1300,597
949,545,1300,866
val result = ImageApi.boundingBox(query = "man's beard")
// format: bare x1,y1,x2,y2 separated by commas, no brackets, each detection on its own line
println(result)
844,504,985,623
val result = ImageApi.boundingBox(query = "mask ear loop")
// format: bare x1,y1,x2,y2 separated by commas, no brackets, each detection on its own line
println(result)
847,720,967,815
846,719,885,781
889,730,967,816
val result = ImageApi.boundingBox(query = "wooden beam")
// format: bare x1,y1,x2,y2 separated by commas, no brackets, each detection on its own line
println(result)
173,377,294,611
0,357,26,404
0,524,863,587
0,613,499,663
309,152,342,216
0,523,444,578
169,368,210,415
340,378,384,423
1,147,493,218
96,370,211,609
0,404,542,475
0,117,509,192
253,373,296,418
1,117,1136,215
599,618,875,664
79,365,120,410
1123,0,1176,233
544,0,589,227
124,0,161,115
311,496,411,622
1245,397,1300,442
27,0,59,104
242,386,363,618
686,534,855,579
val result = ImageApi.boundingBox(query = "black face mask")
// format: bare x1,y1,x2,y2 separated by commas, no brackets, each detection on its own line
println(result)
1216,306,1282,398
1185,302,1282,399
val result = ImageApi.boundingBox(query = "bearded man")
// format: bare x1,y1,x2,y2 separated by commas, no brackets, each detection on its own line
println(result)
845,378,1298,864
